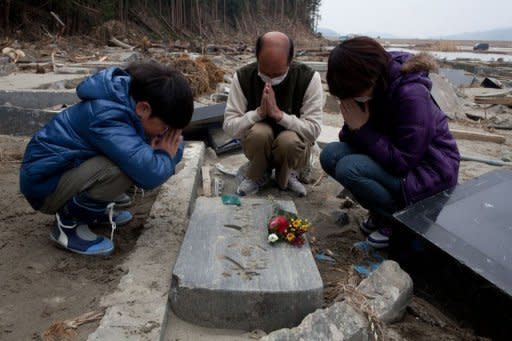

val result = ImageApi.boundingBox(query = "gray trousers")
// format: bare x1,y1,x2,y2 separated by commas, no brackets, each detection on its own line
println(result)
39,156,132,214
242,122,310,189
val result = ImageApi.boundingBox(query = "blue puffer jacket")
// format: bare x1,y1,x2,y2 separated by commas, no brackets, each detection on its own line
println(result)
20,67,184,210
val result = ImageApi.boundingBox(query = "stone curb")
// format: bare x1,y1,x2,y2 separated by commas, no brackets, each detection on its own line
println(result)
88,142,205,341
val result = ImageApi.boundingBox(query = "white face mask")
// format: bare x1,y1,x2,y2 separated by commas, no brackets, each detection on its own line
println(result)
258,69,289,86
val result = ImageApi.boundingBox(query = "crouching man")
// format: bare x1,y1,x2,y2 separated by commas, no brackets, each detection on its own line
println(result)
223,31,323,197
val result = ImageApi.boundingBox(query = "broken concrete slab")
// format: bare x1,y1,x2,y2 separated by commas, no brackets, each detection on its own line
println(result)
317,124,340,148
0,90,78,109
88,142,205,341
0,72,84,90
261,302,369,341
170,197,323,332
324,93,340,113
301,61,327,72
0,106,59,136
356,260,413,324
430,73,462,120
0,57,16,76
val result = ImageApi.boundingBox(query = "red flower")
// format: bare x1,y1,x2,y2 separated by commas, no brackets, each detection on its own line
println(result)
268,215,289,234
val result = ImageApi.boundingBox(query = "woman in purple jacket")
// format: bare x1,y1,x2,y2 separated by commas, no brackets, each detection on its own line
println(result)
320,36,460,248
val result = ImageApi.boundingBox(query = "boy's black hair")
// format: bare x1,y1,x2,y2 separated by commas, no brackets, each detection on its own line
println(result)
255,33,295,64
126,62,193,129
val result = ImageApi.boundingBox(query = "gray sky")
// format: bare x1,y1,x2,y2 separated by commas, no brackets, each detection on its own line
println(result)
318,0,512,38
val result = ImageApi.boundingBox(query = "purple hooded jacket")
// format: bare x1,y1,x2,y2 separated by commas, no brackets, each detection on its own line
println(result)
340,51,460,205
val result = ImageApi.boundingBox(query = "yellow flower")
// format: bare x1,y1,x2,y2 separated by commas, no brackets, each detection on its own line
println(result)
286,233,295,242
292,220,301,228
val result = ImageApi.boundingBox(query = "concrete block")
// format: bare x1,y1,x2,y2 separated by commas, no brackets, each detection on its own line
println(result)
0,72,84,90
170,198,324,332
0,89,79,109
0,105,58,136
88,142,205,341
261,302,369,341
430,73,462,120
324,93,340,113
356,260,413,324
317,124,340,148
0,60,16,76
302,61,327,72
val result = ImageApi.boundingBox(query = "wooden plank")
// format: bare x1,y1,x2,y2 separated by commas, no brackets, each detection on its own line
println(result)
201,166,212,197
450,128,506,144
474,96,512,105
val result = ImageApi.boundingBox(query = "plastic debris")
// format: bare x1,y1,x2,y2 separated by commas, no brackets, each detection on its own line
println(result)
352,263,381,278
314,251,336,264
221,194,241,206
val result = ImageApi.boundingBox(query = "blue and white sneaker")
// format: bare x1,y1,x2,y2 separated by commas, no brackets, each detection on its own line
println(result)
367,227,393,249
50,213,114,256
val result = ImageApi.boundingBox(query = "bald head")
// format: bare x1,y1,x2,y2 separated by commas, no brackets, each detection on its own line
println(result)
256,31,294,79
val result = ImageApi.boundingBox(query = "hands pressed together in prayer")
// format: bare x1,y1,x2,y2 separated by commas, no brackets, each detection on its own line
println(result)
257,83,283,121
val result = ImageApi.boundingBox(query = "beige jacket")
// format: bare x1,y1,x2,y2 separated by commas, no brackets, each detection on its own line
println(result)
223,71,323,144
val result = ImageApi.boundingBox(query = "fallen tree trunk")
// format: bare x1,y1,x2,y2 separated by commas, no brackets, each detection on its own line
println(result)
109,37,134,50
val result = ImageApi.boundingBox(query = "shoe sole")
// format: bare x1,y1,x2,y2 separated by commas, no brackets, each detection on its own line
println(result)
366,239,389,249
49,234,114,256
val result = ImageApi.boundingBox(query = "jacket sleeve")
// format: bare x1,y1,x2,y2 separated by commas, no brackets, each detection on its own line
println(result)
278,72,323,144
88,108,177,189
349,83,434,176
223,73,263,138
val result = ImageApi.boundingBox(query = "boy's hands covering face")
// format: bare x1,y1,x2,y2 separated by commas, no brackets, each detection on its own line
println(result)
151,128,183,157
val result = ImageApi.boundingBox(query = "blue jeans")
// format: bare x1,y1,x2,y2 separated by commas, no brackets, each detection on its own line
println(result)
320,142,403,222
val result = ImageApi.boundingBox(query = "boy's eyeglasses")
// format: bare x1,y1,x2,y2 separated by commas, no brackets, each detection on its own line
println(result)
156,126,169,139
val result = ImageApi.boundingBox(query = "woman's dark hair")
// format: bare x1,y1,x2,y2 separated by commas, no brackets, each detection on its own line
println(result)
327,36,390,99
127,62,194,129
255,34,295,64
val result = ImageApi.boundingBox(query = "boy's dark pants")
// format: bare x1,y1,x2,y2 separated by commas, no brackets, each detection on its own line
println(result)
39,156,132,214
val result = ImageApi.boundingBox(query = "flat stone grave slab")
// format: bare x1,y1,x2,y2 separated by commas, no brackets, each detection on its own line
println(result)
170,197,323,332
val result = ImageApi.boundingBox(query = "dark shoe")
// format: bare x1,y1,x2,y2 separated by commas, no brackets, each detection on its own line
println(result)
359,215,379,234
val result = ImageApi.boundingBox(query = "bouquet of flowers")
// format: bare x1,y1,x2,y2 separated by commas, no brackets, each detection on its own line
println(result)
267,205,310,247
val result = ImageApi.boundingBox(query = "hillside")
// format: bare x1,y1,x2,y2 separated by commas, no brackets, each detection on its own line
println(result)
442,27,512,41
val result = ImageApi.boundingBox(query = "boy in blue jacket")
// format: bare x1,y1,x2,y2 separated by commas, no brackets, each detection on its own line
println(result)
20,62,194,256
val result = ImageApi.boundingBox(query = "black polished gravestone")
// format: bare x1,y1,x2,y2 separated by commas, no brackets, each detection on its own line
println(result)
392,169,512,340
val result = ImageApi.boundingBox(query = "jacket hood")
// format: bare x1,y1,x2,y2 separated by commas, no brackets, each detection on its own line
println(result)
387,51,438,96
76,67,134,108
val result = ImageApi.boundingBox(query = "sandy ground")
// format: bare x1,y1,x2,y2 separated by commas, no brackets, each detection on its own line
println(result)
0,136,160,340
0,108,510,340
